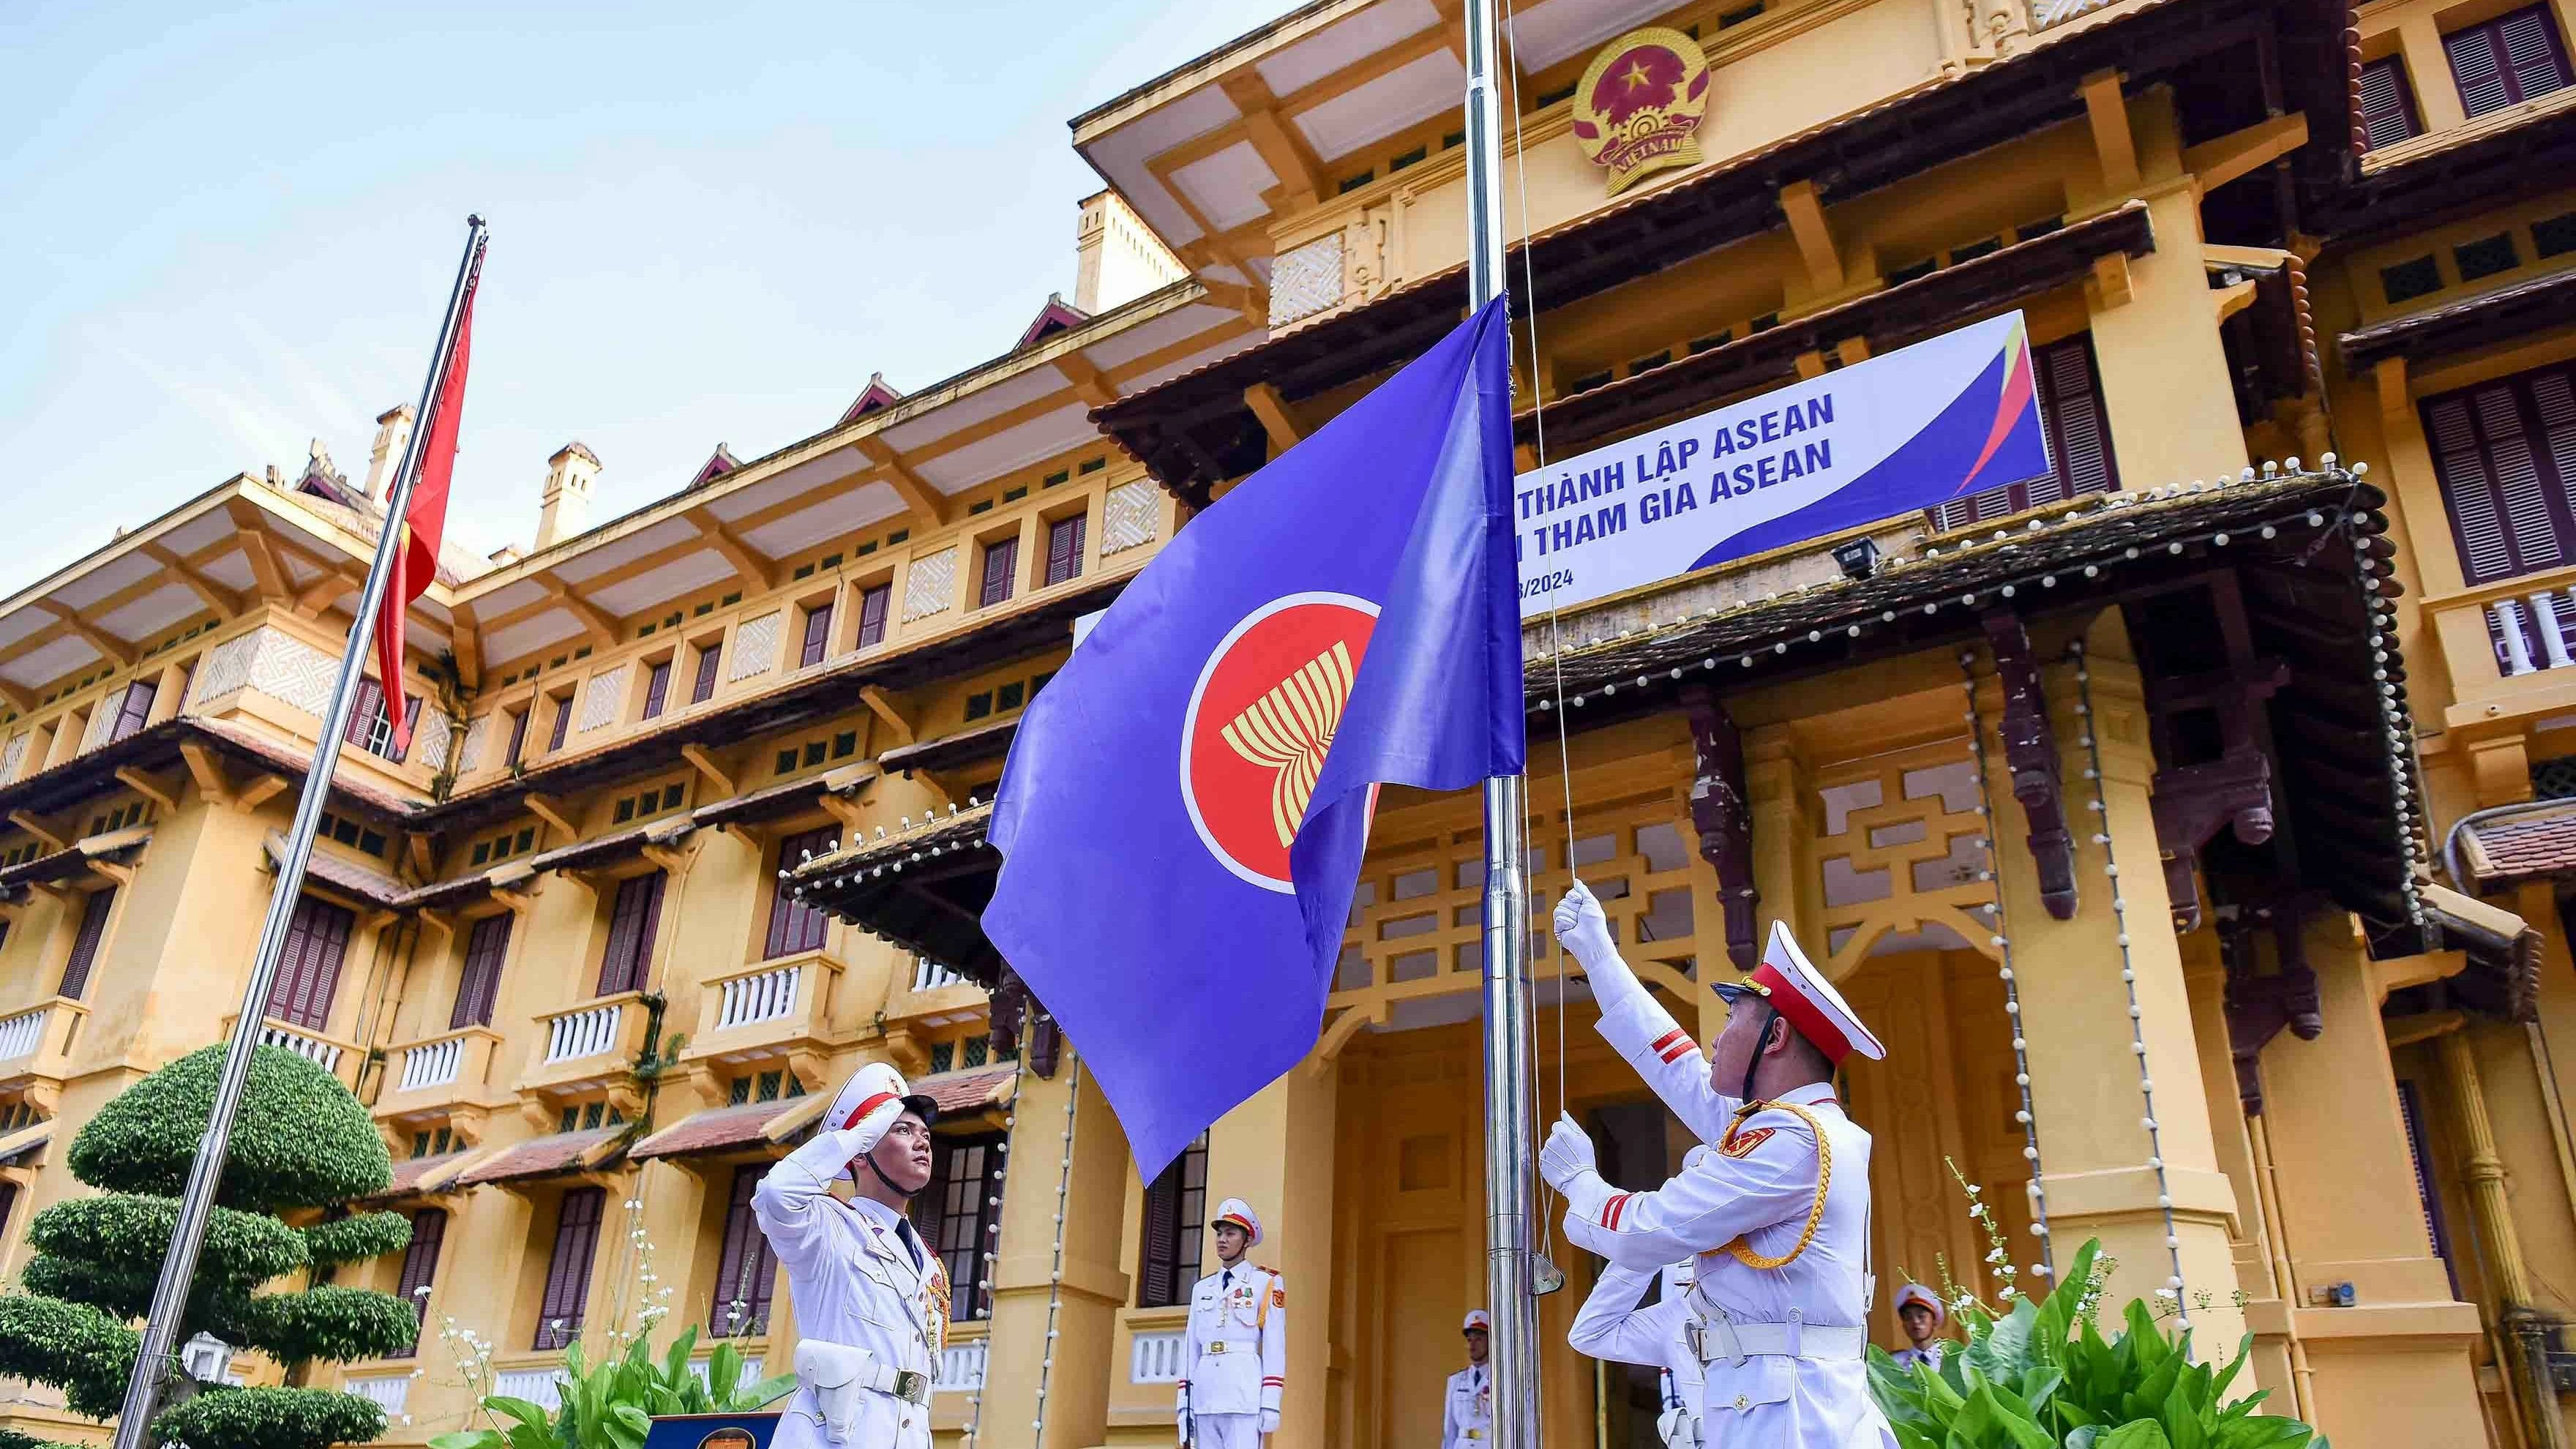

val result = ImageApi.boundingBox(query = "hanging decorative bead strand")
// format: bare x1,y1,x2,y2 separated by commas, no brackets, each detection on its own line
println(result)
1029,1046,1083,1442
957,1035,1030,1449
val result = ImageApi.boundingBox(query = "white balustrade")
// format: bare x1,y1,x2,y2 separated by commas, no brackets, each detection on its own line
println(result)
1129,1329,1186,1384
493,1366,566,1410
937,1340,987,1393
0,1006,48,1063
2492,594,2576,677
912,957,968,992
718,964,802,1030
398,1036,463,1091
545,1001,625,1063
258,1022,342,1074
345,1373,411,1419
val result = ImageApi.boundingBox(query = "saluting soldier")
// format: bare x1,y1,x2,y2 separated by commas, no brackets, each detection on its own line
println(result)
752,1062,948,1449
1177,1198,1287,1448
1441,1309,1494,1449
1543,882,1897,1448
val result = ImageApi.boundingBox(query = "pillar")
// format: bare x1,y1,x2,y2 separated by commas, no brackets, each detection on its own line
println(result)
979,1054,1133,1449
2180,931,2298,1404
1982,610,2249,1338
2435,1023,2569,1449
2255,918,2484,1443
1204,1059,1338,1449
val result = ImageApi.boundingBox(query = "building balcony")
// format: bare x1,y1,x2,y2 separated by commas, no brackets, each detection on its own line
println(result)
2425,562,2576,728
0,997,86,1112
220,1013,362,1090
522,991,651,1096
886,954,986,1028
682,949,845,1072
372,1025,514,1132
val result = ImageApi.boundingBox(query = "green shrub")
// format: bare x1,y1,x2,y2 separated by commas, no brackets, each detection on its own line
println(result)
69,1044,391,1210
151,1383,385,1449
429,1328,795,1449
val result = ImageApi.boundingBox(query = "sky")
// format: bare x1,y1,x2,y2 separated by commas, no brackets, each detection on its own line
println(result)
0,0,1287,588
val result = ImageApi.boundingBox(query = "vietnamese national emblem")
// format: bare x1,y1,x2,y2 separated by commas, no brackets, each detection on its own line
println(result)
1181,593,1379,891
1570,26,1712,195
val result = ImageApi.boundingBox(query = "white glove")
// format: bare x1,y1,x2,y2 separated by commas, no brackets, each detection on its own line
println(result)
1657,1406,1692,1448
1259,1407,1281,1434
1540,1111,1598,1191
1553,881,1625,978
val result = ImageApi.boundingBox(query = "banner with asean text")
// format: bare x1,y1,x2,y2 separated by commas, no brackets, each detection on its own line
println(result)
1515,311,2053,617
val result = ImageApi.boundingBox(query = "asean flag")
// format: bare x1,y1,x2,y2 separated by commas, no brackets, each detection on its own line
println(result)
984,299,1523,1177
373,255,479,754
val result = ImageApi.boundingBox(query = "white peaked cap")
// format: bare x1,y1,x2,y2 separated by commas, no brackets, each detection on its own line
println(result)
1745,918,1886,1064
1462,1308,1491,1333
1893,1282,1947,1327
1213,1197,1263,1246
825,1060,937,1134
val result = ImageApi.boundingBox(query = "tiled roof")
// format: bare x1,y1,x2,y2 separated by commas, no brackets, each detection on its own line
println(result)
265,831,408,909
918,1066,1016,1118
791,801,994,880
2340,266,2576,371
629,1097,820,1161
2457,802,2576,888
454,1125,629,1187
378,1148,482,1198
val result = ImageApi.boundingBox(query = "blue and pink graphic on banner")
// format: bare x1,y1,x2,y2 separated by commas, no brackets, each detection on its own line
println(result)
1516,310,2053,616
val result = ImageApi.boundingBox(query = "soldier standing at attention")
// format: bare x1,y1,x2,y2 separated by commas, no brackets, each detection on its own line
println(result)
1178,1198,1286,1447
1888,1284,1950,1371
1442,1309,1494,1448
1542,881,1898,1448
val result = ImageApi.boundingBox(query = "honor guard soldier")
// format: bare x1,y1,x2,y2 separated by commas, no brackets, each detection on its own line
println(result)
1177,1199,1287,1448
751,1063,948,1449
1568,1159,1712,1449
1543,883,1898,1448
1889,1284,1949,1371
1441,1309,1493,1448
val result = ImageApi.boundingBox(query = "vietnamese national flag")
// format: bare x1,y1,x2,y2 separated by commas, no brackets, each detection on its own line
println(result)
376,255,480,755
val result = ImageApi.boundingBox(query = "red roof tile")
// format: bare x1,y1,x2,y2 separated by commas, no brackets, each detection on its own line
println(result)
629,1099,806,1161
2461,803,2576,886
455,1126,627,1186
919,1066,1016,1117
381,1149,473,1197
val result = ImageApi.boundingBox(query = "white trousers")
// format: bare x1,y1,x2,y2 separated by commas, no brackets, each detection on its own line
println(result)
1194,1412,1263,1448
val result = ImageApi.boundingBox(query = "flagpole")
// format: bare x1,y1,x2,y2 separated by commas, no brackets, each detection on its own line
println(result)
1459,0,1540,1445
107,214,488,1449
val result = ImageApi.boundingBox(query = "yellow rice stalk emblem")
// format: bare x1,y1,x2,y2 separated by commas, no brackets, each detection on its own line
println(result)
1220,640,1358,848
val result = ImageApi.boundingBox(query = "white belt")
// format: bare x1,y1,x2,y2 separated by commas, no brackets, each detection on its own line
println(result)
1684,1307,1866,1365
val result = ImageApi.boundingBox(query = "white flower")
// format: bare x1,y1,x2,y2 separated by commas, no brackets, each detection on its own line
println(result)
2154,1288,2178,1301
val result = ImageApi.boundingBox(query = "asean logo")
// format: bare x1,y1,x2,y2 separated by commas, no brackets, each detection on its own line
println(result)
1180,593,1379,892
1570,26,1712,196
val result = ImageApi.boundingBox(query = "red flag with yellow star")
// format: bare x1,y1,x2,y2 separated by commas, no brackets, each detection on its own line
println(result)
376,252,480,753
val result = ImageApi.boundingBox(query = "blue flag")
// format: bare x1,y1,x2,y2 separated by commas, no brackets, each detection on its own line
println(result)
984,299,1523,1177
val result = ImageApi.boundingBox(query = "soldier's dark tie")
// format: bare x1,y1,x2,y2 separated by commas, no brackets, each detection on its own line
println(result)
896,1217,925,1271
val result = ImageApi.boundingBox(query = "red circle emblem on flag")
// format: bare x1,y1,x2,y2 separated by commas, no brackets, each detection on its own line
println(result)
1181,593,1379,891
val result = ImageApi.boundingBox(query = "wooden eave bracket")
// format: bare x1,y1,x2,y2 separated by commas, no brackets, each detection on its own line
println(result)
523,793,579,840
1221,71,1324,211
680,744,738,798
8,810,66,855
539,578,619,651
1244,383,1304,454
859,686,917,749
1680,685,1759,972
139,543,242,620
113,767,179,814
222,500,293,602
856,436,948,527
234,774,290,814
1053,353,1122,410
36,602,133,667
2182,113,2310,197
2081,69,2139,192
1981,611,2078,920
2086,252,2134,311
1780,181,1845,292
689,510,776,594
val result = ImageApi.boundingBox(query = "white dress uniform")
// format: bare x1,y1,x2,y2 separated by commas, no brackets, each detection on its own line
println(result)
1888,1283,1949,1372
1441,1309,1493,1449
1568,1263,1705,1448
1549,902,1898,1449
752,1065,948,1449
1179,1199,1286,1449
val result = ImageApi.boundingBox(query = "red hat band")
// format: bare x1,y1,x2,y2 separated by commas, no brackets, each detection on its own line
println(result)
842,1090,901,1131
1747,961,1853,1065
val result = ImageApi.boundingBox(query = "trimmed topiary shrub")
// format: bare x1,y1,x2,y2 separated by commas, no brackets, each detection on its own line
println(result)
0,1044,416,1448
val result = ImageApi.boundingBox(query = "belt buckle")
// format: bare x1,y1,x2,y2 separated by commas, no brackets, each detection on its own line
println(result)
891,1369,929,1405
1208,1340,1229,1355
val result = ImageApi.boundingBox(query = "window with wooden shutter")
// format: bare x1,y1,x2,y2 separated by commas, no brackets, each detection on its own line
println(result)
1136,1132,1210,1308
547,693,573,752
0,1181,18,1241
505,708,530,766
533,1187,605,1349
913,1133,1006,1321
1045,515,1086,587
2448,5,2572,117
1930,335,2119,531
451,913,513,1030
763,827,840,959
708,1165,779,1337
855,585,891,648
109,681,157,743
2357,57,2420,151
799,603,833,668
269,896,355,1030
596,872,667,995
640,661,671,721
346,679,386,750
2422,366,2576,593
691,644,723,704
58,887,116,1001
979,538,1018,608
392,1208,449,1355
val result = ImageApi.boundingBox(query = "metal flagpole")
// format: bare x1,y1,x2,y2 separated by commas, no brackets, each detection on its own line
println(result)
1461,0,1540,1445
107,214,488,1449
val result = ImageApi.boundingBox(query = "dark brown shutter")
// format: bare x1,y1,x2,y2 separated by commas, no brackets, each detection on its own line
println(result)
1931,335,2119,529
110,681,157,742
392,1208,449,1355
597,872,666,995
2452,6,2572,116
1138,1160,1181,1308
547,694,572,752
709,1166,779,1336
0,1182,19,1240
691,645,723,703
534,1188,605,1349
980,539,1018,607
506,708,530,766
58,887,116,1001
763,827,840,958
270,896,353,1030
799,604,833,667
346,679,386,748
2425,371,2576,586
856,586,891,648
641,662,670,720
2357,58,2419,151
1046,515,1086,587
451,913,513,1029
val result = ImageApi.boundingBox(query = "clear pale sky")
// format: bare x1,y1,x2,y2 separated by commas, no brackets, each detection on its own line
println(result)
0,0,1286,588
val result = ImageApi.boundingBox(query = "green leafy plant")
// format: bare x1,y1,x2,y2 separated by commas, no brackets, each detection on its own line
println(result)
426,1328,794,1449
1868,1238,2327,1449
0,1044,417,1448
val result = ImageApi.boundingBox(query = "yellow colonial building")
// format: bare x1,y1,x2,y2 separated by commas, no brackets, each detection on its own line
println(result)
4,1,2576,1448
